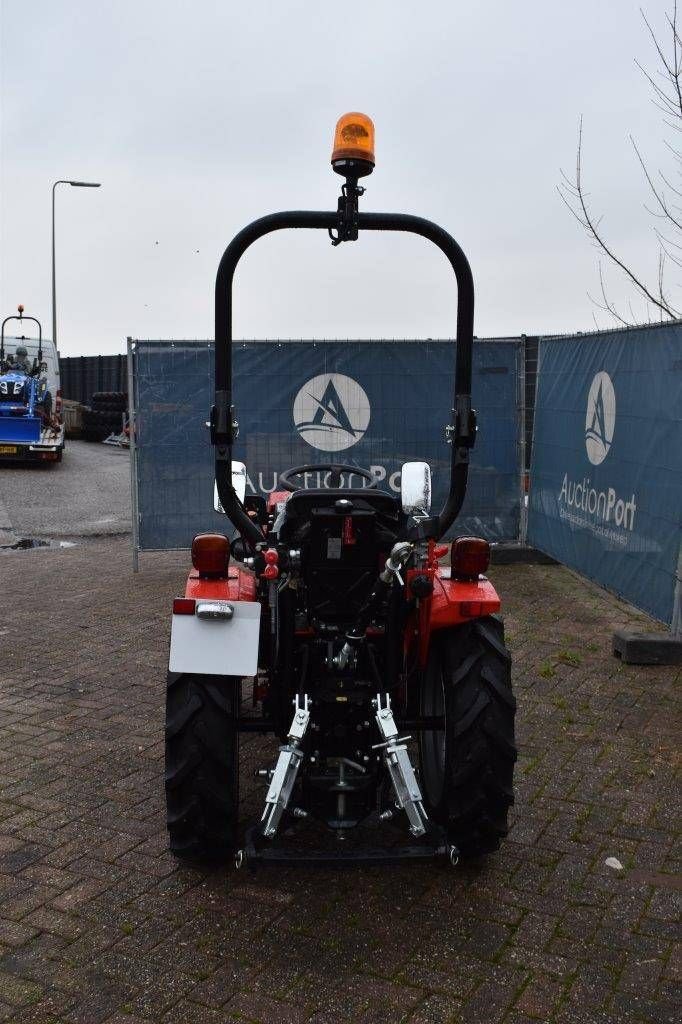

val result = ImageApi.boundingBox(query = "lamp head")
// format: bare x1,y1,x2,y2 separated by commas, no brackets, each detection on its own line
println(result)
331,112,375,179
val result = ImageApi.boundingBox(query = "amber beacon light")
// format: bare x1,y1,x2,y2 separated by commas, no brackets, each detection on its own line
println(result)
331,112,375,178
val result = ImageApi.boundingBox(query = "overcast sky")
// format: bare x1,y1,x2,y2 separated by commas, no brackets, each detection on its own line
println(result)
0,0,675,355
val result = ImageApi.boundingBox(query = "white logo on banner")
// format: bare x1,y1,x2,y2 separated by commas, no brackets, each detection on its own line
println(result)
585,371,616,465
556,367,637,545
293,373,370,451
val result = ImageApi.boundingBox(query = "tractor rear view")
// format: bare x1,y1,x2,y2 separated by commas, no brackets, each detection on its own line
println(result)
165,114,516,868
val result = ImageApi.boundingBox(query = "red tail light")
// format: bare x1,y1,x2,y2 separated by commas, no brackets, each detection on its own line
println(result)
55,389,63,416
173,598,196,614
191,534,230,577
451,537,490,578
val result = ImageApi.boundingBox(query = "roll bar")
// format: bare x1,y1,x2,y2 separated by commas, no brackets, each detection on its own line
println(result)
212,210,476,547
1,309,43,367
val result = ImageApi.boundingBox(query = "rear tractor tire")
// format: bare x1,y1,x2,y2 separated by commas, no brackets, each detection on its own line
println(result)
419,616,516,858
165,672,240,861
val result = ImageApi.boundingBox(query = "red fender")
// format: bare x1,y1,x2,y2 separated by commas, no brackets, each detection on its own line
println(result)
407,566,501,666
184,565,257,602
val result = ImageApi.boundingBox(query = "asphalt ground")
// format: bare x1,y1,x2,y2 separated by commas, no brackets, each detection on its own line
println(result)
0,535,679,1024
0,441,131,545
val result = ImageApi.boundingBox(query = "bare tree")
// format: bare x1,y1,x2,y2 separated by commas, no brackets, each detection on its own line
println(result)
559,3,682,325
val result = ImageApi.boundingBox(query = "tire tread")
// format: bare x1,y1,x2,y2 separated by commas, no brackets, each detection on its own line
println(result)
164,672,239,861
421,616,516,858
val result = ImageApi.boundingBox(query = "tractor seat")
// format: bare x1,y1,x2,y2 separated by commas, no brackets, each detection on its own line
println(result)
280,488,398,520
276,488,400,545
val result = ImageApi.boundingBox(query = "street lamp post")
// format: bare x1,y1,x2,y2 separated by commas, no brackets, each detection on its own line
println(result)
51,179,101,350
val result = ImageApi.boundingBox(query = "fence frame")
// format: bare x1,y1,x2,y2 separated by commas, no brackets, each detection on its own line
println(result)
128,337,526,570
127,338,141,572
527,323,682,628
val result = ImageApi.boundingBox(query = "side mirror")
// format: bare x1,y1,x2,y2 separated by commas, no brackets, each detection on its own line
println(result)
214,461,248,513
400,461,432,516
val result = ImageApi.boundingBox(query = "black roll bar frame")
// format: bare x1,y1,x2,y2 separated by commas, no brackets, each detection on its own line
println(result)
211,210,476,548
1,310,43,367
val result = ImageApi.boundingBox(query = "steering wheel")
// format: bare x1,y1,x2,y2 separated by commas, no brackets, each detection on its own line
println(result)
278,463,377,493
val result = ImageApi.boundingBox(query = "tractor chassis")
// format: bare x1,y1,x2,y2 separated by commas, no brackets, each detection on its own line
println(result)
237,824,455,870
235,691,459,871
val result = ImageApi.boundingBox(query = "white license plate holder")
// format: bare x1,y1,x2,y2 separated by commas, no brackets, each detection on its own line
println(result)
169,601,261,677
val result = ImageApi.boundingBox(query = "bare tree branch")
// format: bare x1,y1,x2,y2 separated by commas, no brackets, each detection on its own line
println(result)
560,5,682,324
558,119,680,318
630,136,682,227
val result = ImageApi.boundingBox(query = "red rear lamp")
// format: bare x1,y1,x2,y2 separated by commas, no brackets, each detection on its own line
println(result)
191,533,230,577
264,548,279,565
173,598,196,615
451,537,490,579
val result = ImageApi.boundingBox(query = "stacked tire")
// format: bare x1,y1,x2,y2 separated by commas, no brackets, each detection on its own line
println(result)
82,391,128,443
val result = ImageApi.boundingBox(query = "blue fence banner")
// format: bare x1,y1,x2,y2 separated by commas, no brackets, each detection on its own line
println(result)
131,339,522,552
528,324,682,625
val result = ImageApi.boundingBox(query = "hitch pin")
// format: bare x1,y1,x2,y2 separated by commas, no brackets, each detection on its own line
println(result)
372,735,412,750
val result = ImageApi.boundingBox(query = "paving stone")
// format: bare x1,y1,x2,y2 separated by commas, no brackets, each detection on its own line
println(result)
23,906,83,941
513,973,565,1019
229,989,315,1023
186,960,252,1009
405,993,462,1023
0,968,43,1007
0,921,39,949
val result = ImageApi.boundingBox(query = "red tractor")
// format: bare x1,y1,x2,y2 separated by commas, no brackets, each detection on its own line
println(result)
165,114,516,868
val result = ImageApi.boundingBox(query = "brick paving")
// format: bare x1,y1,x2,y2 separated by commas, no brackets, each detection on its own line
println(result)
0,536,679,1024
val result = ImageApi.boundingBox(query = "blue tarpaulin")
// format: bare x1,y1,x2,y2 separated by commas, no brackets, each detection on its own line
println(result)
528,324,682,625
131,339,522,551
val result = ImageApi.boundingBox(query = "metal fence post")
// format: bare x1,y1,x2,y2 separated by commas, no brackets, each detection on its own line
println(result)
672,539,682,636
126,337,140,572
518,335,527,546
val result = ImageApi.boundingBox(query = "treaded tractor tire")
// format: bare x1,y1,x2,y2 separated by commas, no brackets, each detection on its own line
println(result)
165,672,239,861
82,425,109,442
91,401,127,414
91,391,127,405
83,409,121,426
419,616,516,858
